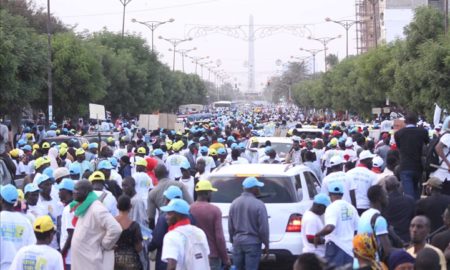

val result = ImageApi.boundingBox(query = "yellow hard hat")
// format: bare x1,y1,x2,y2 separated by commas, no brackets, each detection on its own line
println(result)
195,180,218,192
137,147,146,154
88,171,105,182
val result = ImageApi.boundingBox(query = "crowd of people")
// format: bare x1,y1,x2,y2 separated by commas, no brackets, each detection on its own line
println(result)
0,108,449,270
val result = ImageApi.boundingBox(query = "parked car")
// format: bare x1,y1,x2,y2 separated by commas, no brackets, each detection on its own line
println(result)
207,163,321,266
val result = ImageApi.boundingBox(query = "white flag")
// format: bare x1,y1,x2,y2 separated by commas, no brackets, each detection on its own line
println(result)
434,103,442,127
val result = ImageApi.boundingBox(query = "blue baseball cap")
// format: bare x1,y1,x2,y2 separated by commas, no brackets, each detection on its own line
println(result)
238,142,246,150
227,136,236,142
199,136,207,141
36,174,52,186
58,178,75,192
242,177,264,189
264,146,274,154
328,181,344,194
231,143,238,150
108,157,118,168
69,163,81,175
1,184,18,204
21,145,32,152
163,186,183,200
218,148,227,155
218,138,225,143
24,183,40,195
18,139,27,146
313,193,331,207
153,149,164,156
160,198,190,215
43,167,54,181
88,143,98,149
98,160,113,170
180,160,190,170
200,146,209,154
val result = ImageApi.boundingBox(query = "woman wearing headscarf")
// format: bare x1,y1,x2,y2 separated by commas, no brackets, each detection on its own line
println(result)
353,233,387,270
145,157,158,186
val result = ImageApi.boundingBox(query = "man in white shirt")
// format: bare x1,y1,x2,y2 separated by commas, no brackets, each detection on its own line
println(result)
165,141,189,180
197,146,216,173
161,199,210,270
301,193,331,257
10,215,64,270
58,178,75,269
0,184,37,269
132,158,153,208
321,156,357,206
180,161,195,200
346,150,379,215
314,182,359,267
88,171,118,216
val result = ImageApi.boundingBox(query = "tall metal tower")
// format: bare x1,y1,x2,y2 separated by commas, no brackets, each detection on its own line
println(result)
186,17,310,93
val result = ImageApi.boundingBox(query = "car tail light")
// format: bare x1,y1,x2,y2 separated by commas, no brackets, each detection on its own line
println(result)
286,214,302,232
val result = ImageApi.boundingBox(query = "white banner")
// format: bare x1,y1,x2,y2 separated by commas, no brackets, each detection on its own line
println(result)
89,104,106,120
434,103,442,127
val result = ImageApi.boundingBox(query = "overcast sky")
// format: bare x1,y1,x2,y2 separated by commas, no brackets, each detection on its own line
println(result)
34,0,357,92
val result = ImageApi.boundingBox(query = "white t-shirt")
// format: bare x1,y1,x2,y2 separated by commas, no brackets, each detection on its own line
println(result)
10,244,64,270
321,171,356,204
301,210,326,256
357,208,388,236
322,149,342,168
132,172,153,208
0,211,36,269
346,167,379,209
431,133,450,181
324,199,359,257
162,224,210,270
60,204,75,265
196,156,216,173
93,190,118,217
165,154,189,180
12,160,27,176
180,176,195,200
110,169,123,188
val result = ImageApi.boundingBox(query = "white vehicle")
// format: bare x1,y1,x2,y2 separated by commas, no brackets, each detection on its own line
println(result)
290,127,324,139
207,164,321,265
246,137,293,161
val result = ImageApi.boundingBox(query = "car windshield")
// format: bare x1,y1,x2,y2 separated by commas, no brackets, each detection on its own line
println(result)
209,176,297,203
258,142,292,159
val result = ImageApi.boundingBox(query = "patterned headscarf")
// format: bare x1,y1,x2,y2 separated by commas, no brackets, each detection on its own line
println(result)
353,234,387,270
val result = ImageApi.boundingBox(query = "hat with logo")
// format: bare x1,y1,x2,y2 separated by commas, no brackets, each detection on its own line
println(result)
330,155,344,167
69,163,81,175
137,147,147,154
135,158,147,167
58,178,75,192
35,157,51,170
153,149,164,156
328,181,344,194
242,177,264,189
180,160,190,170
160,198,190,216
200,146,209,154
359,150,375,161
422,177,443,189
195,180,218,192
314,193,331,207
0,184,18,204
88,171,105,182
33,215,55,233
372,156,384,168
98,160,113,170
163,186,183,200
24,183,40,195
53,167,70,180
75,148,85,156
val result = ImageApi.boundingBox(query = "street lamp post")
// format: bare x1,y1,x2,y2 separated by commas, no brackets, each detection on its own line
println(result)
325,17,358,57
131,18,175,52
119,0,133,38
158,36,193,71
169,47,196,72
307,35,341,72
190,56,209,75
46,0,53,123
299,48,324,75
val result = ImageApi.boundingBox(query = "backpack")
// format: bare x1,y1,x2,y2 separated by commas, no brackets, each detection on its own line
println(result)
175,225,210,270
424,132,449,173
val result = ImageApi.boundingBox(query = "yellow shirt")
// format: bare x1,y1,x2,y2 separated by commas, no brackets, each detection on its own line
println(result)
407,244,447,270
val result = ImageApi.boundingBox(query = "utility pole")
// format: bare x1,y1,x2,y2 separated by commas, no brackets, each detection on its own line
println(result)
119,0,132,38
445,0,449,35
46,0,53,124
307,35,341,72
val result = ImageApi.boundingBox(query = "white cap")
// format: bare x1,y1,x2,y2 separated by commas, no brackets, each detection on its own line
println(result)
372,156,384,167
329,155,344,167
359,150,375,161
